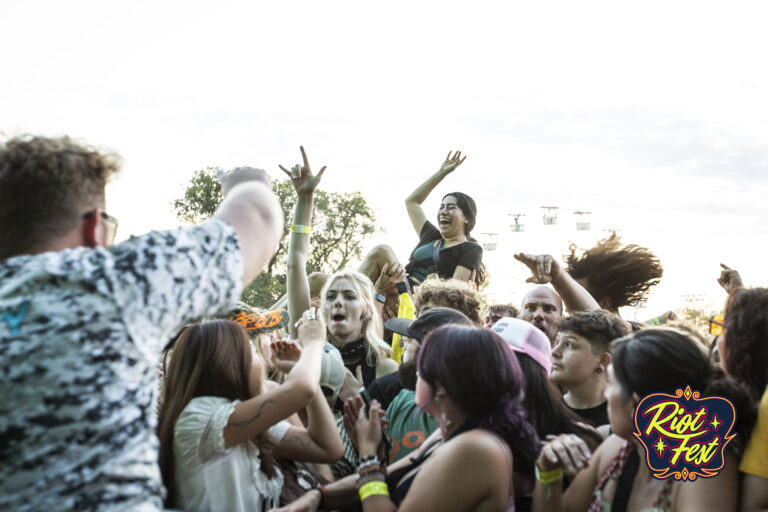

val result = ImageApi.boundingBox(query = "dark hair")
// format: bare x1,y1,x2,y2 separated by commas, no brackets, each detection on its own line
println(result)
516,354,602,449
724,288,768,403
0,136,120,259
157,320,276,507
565,232,663,310
557,310,630,353
487,303,519,320
443,192,486,286
418,325,540,477
611,327,755,456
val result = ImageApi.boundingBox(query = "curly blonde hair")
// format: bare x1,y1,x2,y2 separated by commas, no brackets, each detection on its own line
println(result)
413,275,482,325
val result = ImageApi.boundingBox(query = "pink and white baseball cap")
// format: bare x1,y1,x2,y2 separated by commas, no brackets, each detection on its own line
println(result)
491,317,553,377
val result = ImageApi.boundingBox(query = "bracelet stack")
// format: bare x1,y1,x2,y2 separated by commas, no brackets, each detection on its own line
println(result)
357,455,388,501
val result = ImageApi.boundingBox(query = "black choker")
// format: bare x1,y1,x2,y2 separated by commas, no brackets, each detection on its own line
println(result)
338,339,366,362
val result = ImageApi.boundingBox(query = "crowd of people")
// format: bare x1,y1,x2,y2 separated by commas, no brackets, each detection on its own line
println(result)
0,136,766,512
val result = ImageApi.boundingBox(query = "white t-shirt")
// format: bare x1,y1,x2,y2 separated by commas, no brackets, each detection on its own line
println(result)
174,396,291,512
0,219,243,511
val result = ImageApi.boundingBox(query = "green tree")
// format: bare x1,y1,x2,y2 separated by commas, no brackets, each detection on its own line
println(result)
173,167,377,307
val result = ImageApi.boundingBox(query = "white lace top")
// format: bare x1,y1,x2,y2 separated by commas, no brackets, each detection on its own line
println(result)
174,396,291,512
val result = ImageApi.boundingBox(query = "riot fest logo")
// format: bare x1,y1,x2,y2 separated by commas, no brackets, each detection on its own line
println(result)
633,386,736,480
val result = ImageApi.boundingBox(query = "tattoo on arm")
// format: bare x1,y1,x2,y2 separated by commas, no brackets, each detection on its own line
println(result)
279,433,310,450
228,399,276,428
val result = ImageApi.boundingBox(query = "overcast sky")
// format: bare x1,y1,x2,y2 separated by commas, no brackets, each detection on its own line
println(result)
3,1,767,317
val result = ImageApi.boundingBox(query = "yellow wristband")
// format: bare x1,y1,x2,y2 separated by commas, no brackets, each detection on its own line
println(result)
535,464,563,485
291,224,311,234
358,481,389,501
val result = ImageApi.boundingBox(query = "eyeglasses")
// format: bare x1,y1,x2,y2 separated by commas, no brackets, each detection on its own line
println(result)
709,314,725,336
83,209,119,245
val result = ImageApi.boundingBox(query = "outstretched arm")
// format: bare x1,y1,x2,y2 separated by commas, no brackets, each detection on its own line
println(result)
281,147,327,339
514,253,600,312
405,151,466,235
215,167,284,287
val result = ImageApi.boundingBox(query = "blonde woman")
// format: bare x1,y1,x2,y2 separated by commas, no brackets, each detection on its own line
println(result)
280,147,396,388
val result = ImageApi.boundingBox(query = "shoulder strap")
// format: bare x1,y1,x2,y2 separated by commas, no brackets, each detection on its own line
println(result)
611,446,639,512
432,239,442,268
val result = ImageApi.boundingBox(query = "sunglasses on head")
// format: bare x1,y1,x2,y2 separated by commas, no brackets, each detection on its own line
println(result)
709,314,725,336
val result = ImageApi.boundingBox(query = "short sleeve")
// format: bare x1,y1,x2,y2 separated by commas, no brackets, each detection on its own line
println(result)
456,242,482,271
741,387,768,478
267,420,291,444
417,221,442,247
63,219,243,355
174,397,239,468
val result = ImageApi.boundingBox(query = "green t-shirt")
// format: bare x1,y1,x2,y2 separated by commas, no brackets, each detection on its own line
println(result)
385,389,439,463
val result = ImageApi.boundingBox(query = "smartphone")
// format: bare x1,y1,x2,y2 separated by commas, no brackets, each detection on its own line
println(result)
359,387,372,416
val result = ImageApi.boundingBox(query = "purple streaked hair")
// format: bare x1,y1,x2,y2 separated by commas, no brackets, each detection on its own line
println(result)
417,324,540,477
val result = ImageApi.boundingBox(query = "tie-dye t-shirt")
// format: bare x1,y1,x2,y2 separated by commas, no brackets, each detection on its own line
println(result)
0,219,243,511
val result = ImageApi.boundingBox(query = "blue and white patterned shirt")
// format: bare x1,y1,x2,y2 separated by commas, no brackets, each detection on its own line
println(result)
0,219,243,511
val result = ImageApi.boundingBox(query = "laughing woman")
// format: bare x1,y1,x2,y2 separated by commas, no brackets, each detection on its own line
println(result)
400,151,484,288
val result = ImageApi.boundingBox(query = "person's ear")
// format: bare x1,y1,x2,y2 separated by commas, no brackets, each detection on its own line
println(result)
82,209,102,248
597,352,612,373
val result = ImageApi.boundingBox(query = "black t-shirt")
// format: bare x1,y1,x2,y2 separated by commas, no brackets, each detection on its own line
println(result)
565,400,609,428
366,372,403,411
405,221,483,284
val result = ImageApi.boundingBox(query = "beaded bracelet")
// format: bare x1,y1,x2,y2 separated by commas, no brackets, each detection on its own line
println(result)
356,470,385,488
357,460,381,475
291,224,311,234
359,454,379,463
535,464,564,485
358,481,389,501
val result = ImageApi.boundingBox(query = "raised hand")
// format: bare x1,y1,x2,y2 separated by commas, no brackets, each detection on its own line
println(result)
279,146,327,196
717,263,744,295
270,339,302,373
374,262,406,297
514,253,563,284
217,166,271,197
295,307,325,347
438,150,467,174
355,399,384,456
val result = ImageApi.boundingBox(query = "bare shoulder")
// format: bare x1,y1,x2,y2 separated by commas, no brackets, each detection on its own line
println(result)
591,434,625,475
376,357,399,377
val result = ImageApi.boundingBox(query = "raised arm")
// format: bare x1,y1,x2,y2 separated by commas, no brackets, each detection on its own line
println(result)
215,167,284,287
514,253,600,312
223,308,325,448
280,147,327,339
405,151,466,235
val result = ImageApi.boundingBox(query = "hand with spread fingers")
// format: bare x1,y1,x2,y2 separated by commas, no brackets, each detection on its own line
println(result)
537,433,592,478
717,263,744,295
338,366,364,403
217,166,271,197
374,262,405,297
279,146,327,197
270,339,302,373
514,253,563,284
438,150,467,175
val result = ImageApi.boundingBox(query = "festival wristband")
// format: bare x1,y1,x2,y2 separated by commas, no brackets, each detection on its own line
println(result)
291,224,312,234
358,481,389,501
535,464,563,484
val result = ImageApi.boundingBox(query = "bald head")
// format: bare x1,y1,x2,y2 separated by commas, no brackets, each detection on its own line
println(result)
519,286,563,343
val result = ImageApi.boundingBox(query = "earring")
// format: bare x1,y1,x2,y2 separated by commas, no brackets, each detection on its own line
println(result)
433,396,440,404
596,367,603,374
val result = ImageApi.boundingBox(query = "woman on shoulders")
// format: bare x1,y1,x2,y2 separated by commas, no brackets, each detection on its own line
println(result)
402,151,484,288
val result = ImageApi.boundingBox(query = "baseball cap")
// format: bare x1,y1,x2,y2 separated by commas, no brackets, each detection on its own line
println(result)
385,307,473,341
227,302,290,335
320,342,345,404
492,317,553,377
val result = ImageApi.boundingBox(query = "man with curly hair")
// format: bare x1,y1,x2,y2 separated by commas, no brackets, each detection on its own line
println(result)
411,275,482,325
0,136,282,511
564,232,663,313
